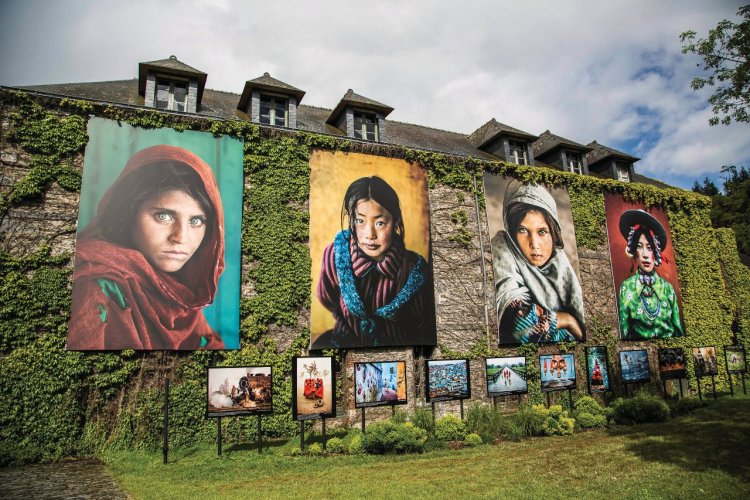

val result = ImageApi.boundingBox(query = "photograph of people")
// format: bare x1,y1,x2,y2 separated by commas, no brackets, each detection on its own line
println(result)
315,175,431,348
616,210,683,339
604,192,686,341
485,175,585,345
67,144,226,350
309,151,435,349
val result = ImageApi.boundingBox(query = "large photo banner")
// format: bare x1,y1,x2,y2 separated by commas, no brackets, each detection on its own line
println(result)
67,117,243,350
484,174,585,345
603,193,684,340
309,151,435,349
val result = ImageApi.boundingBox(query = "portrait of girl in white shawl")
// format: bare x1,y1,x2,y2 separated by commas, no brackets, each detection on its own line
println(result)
485,176,586,345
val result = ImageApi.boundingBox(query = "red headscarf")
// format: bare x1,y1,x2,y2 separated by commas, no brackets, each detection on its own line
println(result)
67,145,225,350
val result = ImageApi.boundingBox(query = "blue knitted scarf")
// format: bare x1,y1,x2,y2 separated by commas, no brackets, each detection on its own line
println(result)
333,230,426,338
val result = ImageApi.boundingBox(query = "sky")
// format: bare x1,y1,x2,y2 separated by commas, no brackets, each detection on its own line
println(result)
1,0,748,190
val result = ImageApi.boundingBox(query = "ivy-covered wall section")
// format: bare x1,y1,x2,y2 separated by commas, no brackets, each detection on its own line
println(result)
0,89,748,465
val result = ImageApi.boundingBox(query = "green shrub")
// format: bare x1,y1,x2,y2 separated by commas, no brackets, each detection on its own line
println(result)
613,394,670,425
362,421,427,454
410,407,435,435
464,433,483,447
348,433,365,455
499,417,525,442
574,396,606,417
326,437,345,454
575,412,607,429
547,404,565,419
434,415,467,442
465,403,504,443
512,404,547,437
669,397,708,417
289,446,302,456
389,408,408,424
306,443,323,456
559,417,575,435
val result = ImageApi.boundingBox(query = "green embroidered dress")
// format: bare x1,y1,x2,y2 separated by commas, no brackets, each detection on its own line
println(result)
618,270,683,339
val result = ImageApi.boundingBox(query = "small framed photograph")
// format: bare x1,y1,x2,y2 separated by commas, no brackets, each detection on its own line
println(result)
539,353,576,392
585,346,611,393
619,349,650,383
354,361,408,408
485,356,528,397
658,348,687,380
426,359,470,402
725,346,747,374
692,347,719,378
292,356,335,420
207,366,273,417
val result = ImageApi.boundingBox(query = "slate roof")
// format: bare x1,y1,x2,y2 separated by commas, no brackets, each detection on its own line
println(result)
532,130,592,159
586,140,640,166
327,89,394,125
10,68,669,187
467,118,537,148
237,72,306,110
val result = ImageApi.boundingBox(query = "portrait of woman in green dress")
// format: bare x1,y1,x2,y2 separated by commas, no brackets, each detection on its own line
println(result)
616,209,684,340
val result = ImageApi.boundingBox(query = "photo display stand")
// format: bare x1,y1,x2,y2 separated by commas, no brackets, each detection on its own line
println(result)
355,360,409,432
425,359,471,420
486,356,528,411
206,366,273,456
619,349,651,397
724,346,747,397
692,347,719,401
292,356,336,451
657,348,688,401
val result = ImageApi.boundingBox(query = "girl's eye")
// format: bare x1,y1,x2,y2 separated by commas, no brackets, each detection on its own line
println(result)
355,218,364,225
539,229,548,235
376,221,386,227
190,217,206,227
156,212,172,222
518,228,528,234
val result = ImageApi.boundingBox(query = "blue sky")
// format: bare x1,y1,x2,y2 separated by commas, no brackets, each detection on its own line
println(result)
1,0,748,190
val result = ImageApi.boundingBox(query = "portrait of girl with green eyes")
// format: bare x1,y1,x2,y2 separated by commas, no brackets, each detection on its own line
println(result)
67,119,243,351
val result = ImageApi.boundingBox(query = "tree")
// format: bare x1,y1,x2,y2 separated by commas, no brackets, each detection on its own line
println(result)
680,6,750,126
694,166,750,256
692,177,720,196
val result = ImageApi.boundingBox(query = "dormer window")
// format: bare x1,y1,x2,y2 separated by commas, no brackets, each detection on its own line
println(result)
508,140,529,165
353,110,378,141
156,78,188,112
566,151,583,174
259,94,288,126
238,73,305,129
138,56,206,114
615,162,631,182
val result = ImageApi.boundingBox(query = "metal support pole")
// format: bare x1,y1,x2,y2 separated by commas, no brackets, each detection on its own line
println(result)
257,415,262,454
322,417,327,451
697,378,703,401
460,399,465,420
361,408,366,433
217,417,222,456
300,420,305,451
728,373,735,397
163,378,169,465
711,375,717,400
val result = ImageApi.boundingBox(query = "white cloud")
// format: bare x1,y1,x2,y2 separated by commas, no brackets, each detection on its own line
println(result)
1,0,749,187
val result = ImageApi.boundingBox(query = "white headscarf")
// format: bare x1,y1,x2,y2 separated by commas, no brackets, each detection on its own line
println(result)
491,180,585,339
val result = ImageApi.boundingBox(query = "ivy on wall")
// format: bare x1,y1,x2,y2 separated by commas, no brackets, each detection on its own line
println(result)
0,88,748,464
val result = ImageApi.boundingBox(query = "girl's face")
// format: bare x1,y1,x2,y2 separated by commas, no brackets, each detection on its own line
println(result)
515,209,553,267
353,199,394,261
131,189,207,273
636,233,655,273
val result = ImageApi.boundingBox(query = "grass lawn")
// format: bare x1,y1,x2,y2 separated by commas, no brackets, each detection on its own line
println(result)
103,396,750,499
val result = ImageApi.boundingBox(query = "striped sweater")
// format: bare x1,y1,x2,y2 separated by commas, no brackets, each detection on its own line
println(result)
315,233,433,348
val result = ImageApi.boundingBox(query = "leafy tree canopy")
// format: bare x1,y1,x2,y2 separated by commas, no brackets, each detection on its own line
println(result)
681,5,750,126
693,166,750,255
